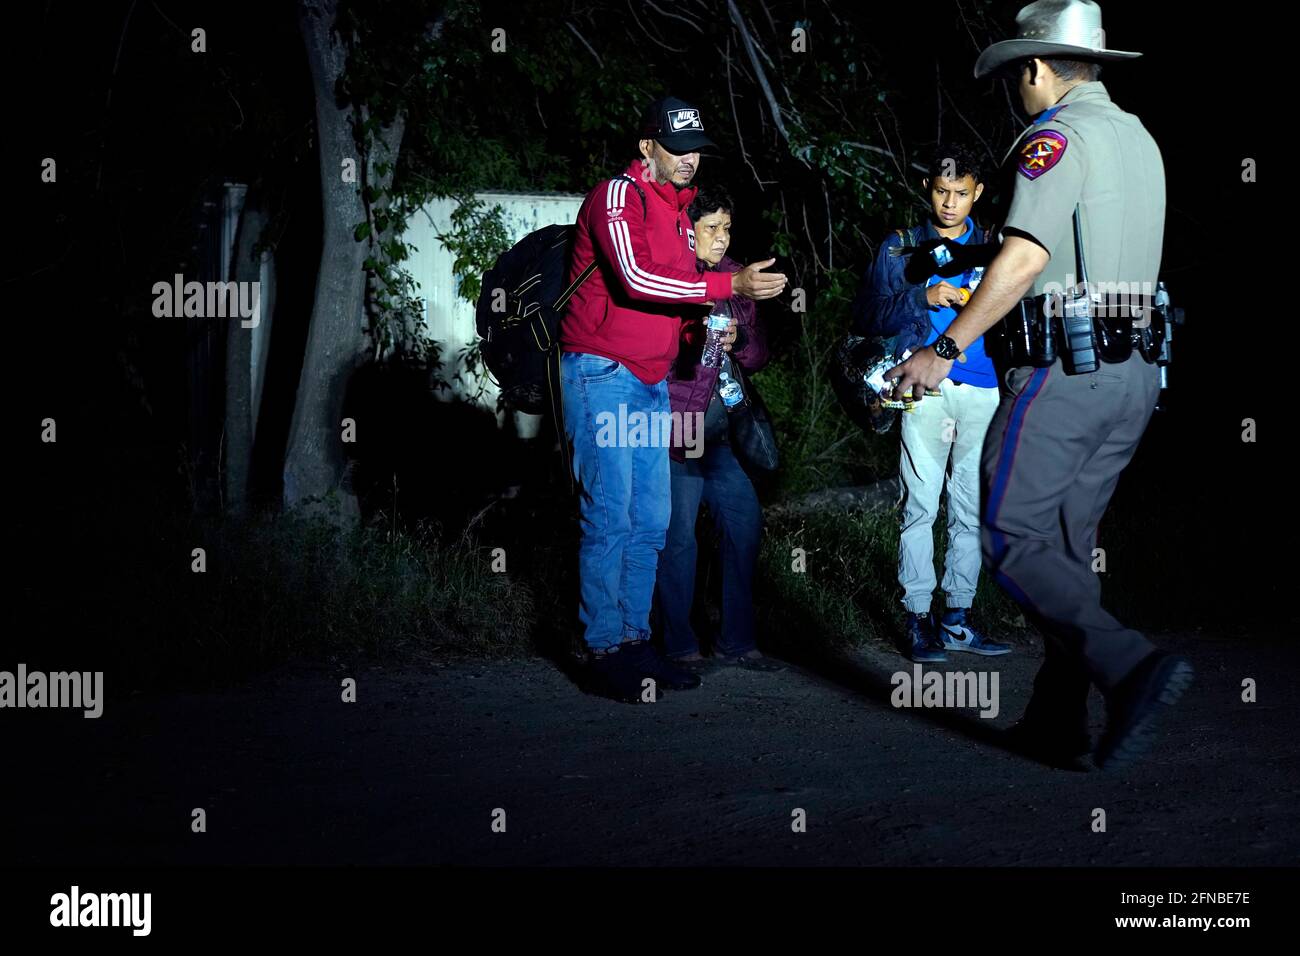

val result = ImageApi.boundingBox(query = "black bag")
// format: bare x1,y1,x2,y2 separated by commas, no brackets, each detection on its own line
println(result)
474,223,586,416
831,332,904,435
474,176,645,415
725,361,779,473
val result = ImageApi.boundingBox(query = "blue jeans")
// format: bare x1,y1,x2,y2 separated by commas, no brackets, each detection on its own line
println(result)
655,441,762,658
561,351,672,651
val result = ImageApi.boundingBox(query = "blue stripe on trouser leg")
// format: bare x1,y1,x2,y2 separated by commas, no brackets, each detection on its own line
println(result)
983,367,1051,609
980,357,1159,692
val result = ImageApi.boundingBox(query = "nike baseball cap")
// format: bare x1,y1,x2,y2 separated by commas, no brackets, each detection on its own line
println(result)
639,96,718,155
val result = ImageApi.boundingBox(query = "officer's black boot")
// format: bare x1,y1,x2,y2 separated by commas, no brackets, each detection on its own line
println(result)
1095,650,1194,770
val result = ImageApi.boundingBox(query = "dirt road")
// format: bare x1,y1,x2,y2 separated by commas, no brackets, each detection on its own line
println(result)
8,630,1295,866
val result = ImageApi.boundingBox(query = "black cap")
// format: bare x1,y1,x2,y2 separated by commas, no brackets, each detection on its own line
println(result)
638,96,718,155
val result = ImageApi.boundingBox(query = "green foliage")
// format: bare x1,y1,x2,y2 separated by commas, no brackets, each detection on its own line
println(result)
305,0,1039,663
364,257,442,369
755,268,895,495
107,507,537,688
425,194,513,403
434,195,512,306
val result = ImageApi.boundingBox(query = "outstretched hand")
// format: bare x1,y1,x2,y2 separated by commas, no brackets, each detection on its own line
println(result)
731,258,788,301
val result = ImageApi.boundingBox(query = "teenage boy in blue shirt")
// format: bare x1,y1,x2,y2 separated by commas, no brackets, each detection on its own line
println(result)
853,143,1013,662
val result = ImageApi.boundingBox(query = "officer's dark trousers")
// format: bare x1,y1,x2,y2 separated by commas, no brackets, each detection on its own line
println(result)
980,351,1161,730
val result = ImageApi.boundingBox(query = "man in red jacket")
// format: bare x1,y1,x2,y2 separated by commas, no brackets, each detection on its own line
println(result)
560,96,786,702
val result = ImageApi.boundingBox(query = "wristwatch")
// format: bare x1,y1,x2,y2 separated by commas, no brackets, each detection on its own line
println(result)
932,334,962,361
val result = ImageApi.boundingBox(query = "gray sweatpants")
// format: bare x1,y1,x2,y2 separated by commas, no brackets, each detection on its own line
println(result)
898,378,1000,614
980,351,1161,726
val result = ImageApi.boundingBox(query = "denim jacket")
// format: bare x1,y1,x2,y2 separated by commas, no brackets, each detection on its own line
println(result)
850,221,990,358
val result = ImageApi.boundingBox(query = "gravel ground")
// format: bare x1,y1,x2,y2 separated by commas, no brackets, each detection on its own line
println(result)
7,629,1296,866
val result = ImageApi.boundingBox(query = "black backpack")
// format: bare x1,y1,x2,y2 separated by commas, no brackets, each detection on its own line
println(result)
474,175,646,417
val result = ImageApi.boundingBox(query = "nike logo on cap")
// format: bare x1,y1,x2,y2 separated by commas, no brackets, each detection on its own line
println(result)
669,109,701,131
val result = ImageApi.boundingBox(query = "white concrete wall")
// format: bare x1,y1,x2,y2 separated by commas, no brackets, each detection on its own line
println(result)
403,192,585,432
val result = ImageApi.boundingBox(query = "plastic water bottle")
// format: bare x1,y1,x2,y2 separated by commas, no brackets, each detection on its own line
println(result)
865,348,915,410
718,368,744,408
701,314,730,368
956,266,986,307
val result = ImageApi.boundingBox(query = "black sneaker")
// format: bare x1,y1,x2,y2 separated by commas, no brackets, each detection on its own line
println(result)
1095,651,1194,770
586,644,662,703
667,653,714,674
622,639,703,691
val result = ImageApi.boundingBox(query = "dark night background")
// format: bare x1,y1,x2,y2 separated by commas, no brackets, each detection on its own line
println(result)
12,0,1278,585
2,0,1293,901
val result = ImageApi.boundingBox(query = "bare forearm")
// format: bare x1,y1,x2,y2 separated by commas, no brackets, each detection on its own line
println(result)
945,236,1048,352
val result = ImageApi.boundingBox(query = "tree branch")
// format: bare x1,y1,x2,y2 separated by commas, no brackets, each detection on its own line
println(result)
627,0,687,53
725,37,766,191
940,86,998,165
727,0,789,144
565,20,604,68
642,0,704,33
801,200,825,275
97,0,140,192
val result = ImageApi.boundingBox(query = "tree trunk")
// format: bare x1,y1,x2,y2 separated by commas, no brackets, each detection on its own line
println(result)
223,188,266,515
284,0,404,518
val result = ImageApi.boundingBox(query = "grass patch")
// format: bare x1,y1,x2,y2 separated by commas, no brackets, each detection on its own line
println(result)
755,503,1030,659
32,500,536,692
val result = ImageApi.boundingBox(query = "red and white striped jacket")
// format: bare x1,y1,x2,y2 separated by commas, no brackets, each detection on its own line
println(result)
560,160,734,385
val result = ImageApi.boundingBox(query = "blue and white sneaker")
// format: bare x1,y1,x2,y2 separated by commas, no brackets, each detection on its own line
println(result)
938,608,1012,656
904,612,947,662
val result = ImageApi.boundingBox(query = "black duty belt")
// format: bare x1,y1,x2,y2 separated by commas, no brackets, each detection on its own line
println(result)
994,291,1162,375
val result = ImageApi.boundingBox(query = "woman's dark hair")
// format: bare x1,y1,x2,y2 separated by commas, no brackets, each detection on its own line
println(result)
688,185,734,224
926,142,984,185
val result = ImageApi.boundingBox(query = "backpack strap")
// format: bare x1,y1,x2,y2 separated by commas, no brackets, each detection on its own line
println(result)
552,174,649,313
553,259,597,312
615,173,649,218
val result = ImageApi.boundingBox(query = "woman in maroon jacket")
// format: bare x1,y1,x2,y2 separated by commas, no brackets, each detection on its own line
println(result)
654,186,782,672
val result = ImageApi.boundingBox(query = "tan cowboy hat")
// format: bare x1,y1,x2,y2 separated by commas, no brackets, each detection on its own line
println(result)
974,0,1141,79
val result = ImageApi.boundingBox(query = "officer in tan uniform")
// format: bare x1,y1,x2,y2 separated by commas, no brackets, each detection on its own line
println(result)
886,0,1192,770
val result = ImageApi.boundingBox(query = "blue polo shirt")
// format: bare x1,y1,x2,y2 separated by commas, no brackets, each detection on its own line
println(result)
921,217,997,389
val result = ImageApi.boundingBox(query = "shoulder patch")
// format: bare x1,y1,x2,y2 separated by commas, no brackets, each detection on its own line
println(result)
1018,130,1068,180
